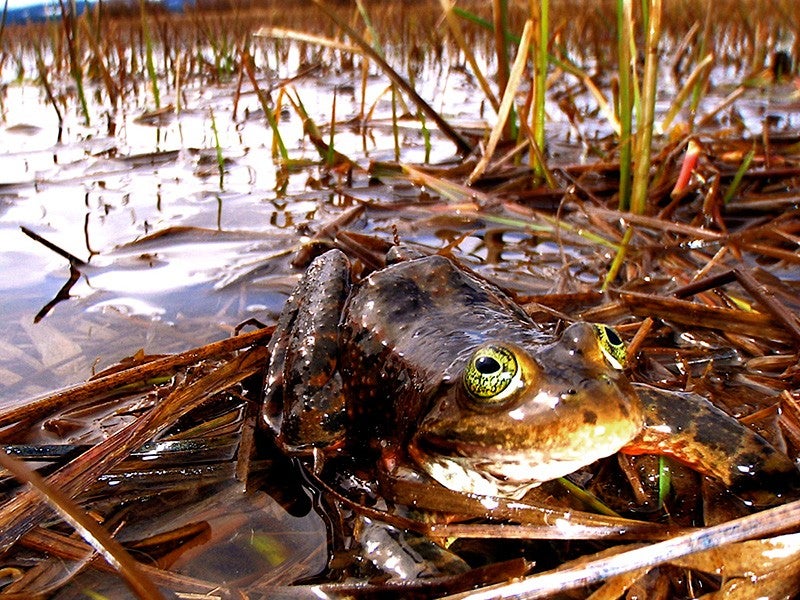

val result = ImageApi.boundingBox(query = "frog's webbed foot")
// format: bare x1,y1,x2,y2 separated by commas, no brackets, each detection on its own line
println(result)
624,383,800,505
263,249,351,452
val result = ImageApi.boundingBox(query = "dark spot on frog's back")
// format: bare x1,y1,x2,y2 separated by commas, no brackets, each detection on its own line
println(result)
387,277,432,318
583,410,598,425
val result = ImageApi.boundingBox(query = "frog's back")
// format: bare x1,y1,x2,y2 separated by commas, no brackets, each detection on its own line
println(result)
340,255,547,440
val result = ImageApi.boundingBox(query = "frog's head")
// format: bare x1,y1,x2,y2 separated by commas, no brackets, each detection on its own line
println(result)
408,322,645,499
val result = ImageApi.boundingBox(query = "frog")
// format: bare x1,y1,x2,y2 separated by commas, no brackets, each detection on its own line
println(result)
262,247,799,501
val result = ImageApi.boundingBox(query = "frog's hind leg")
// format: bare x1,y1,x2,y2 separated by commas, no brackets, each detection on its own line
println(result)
263,250,351,451
624,383,800,505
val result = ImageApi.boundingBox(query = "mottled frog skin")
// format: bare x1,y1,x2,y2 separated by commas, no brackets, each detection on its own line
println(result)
263,249,798,500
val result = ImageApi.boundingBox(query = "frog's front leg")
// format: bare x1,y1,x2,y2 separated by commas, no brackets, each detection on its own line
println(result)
263,250,351,452
623,383,800,502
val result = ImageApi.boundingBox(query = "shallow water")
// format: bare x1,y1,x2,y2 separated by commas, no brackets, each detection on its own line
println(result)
0,38,469,401
3,22,797,400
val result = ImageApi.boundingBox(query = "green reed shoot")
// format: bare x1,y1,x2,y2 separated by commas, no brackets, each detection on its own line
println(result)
630,0,662,215
290,90,355,170
602,226,633,289
355,0,381,54
239,49,288,162
454,6,619,135
657,457,672,509
419,110,431,163
141,0,161,109
328,89,337,168
530,0,549,179
558,477,621,517
723,145,756,204
209,29,237,81
391,86,401,162
616,0,634,210
210,110,225,189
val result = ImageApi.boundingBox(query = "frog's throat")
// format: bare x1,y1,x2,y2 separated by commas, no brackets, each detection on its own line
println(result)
408,442,619,499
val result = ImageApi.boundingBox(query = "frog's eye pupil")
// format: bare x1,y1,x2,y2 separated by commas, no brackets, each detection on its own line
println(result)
592,324,627,369
475,356,500,374
463,344,522,405
603,326,622,347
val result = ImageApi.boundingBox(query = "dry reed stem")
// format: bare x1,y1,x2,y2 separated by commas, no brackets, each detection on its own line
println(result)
446,499,800,599
467,19,533,185
0,345,268,553
0,327,272,431
0,451,165,600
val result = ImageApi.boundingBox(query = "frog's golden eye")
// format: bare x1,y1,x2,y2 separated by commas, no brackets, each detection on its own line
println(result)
463,344,522,403
593,324,627,370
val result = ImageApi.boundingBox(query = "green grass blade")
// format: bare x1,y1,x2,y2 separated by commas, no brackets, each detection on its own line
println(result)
355,0,382,54
723,145,756,204
658,457,672,509
558,478,622,517
239,49,288,161
603,226,633,289
616,0,633,210
419,110,431,163
210,110,225,190
531,0,549,178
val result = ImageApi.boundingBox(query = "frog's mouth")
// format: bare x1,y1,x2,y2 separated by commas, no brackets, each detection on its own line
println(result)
409,435,599,499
